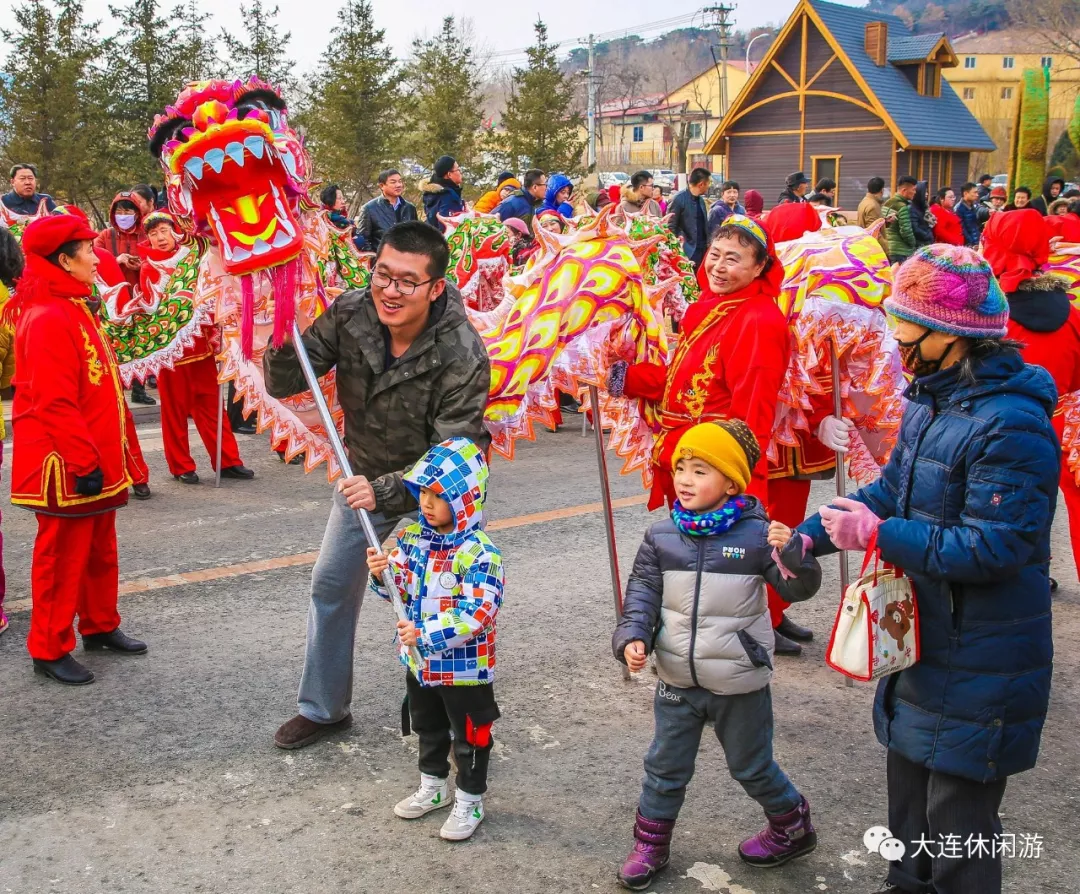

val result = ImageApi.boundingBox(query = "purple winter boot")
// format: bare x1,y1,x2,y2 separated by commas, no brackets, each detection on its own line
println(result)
617,811,675,890
738,796,817,868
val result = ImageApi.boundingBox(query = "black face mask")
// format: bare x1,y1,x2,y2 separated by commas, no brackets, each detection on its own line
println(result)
896,328,954,378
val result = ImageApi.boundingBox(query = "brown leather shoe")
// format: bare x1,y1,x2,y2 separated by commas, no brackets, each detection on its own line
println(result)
274,713,353,750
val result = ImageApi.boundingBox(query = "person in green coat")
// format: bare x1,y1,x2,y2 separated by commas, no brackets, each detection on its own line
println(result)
883,176,917,265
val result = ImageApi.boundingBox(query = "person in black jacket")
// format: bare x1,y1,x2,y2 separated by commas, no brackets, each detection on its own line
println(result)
356,170,417,254
1030,175,1066,216
666,168,711,270
421,155,466,233
910,180,935,248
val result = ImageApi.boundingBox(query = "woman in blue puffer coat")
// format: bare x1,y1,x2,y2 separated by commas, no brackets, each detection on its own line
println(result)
798,245,1059,894
539,173,574,219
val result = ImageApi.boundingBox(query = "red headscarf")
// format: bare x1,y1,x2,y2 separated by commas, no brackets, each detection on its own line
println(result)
5,215,98,323
764,201,822,243
695,213,785,303
982,208,1050,293
1044,212,1080,244
743,189,765,220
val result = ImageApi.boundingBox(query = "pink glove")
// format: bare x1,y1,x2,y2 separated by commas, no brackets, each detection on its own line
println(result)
819,497,882,551
816,415,855,453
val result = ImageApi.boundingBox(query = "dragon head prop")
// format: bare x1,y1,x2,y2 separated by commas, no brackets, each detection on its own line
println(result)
149,78,308,278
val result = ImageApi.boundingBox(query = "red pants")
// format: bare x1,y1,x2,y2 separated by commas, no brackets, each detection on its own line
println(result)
124,403,149,486
1059,462,1080,581
765,477,813,628
28,511,120,660
158,355,242,476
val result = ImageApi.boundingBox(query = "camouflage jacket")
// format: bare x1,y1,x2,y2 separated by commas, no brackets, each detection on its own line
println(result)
263,284,491,516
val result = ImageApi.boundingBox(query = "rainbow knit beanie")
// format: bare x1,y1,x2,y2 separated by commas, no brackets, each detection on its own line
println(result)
884,244,1009,338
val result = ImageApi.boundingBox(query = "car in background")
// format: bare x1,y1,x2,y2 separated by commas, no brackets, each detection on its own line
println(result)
708,172,726,198
991,173,1008,191
599,171,629,190
649,169,676,195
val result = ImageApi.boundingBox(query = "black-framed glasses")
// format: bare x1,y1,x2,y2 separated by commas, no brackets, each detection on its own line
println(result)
370,271,434,296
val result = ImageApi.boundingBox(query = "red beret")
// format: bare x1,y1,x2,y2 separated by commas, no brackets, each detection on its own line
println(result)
21,214,98,258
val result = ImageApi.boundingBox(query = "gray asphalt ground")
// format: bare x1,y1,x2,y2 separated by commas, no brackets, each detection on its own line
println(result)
0,417,1076,894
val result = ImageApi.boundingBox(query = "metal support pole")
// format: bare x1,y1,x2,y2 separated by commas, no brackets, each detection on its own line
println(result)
215,378,224,488
589,385,630,681
587,34,597,173
830,340,854,688
290,321,424,670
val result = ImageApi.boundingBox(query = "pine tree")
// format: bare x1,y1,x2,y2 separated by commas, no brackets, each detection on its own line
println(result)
496,20,586,175
401,17,485,173
221,0,296,92
173,0,220,82
299,0,404,201
109,0,189,183
0,0,115,212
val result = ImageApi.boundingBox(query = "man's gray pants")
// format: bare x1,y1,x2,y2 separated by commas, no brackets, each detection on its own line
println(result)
297,488,401,724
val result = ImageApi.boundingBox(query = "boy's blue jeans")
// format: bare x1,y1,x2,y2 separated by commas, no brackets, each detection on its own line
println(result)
639,680,802,821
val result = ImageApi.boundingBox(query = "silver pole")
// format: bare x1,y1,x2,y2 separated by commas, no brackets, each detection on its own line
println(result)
290,321,424,670
589,385,630,681
587,34,597,172
830,340,854,688
215,377,224,488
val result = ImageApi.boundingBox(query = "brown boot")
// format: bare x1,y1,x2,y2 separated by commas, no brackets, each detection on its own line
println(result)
274,713,353,750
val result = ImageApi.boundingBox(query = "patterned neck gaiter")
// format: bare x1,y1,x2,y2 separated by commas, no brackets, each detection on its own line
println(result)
671,495,747,537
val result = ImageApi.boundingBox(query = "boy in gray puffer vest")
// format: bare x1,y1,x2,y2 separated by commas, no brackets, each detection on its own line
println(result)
612,419,822,891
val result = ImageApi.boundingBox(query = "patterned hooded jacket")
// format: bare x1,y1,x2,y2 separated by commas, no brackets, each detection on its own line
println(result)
371,437,504,687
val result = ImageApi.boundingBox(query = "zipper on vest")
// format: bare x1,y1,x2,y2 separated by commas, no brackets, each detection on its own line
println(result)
688,538,705,688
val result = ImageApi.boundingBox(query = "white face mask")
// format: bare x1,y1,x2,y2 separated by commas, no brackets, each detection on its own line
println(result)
115,213,137,230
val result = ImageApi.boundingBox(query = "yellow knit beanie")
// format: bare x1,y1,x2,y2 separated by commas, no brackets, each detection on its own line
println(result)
673,420,761,494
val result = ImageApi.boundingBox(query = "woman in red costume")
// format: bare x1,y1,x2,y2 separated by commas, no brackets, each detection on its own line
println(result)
9,215,148,685
138,211,253,484
984,208,1080,587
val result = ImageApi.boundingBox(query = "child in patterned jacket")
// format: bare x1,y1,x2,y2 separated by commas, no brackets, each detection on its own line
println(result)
366,436,504,842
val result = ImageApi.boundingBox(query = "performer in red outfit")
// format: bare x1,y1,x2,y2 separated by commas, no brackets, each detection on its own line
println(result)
760,204,857,651
8,215,147,686
139,213,253,485
611,215,790,509
985,209,1080,583
57,204,152,499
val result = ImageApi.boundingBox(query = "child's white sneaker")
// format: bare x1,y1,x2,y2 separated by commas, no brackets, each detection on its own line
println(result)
393,774,450,819
440,792,484,841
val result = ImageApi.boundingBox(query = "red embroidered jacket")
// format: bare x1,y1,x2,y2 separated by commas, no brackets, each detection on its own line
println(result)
11,295,131,515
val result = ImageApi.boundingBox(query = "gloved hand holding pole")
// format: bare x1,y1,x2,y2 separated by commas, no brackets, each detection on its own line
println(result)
289,321,424,671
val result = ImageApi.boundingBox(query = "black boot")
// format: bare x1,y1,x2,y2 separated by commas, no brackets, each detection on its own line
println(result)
130,381,156,405
776,613,813,642
174,471,199,484
131,483,152,500
83,628,148,654
220,465,255,480
773,629,802,656
33,654,95,685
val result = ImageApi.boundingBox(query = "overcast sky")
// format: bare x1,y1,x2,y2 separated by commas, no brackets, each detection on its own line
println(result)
0,0,867,76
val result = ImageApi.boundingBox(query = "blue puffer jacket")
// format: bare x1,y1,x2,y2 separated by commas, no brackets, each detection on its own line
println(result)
799,352,1059,783
539,174,574,218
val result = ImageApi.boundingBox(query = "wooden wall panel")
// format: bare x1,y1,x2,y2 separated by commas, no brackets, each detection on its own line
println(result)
802,95,882,129
728,134,802,199
810,62,866,100
774,30,805,81
753,68,798,103
803,130,894,204
730,96,803,133
803,21,835,77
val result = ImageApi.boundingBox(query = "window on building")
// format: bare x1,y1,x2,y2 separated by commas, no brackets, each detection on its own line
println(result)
632,125,644,143
964,56,976,68
1003,56,1014,69
1001,86,1013,99
963,87,976,100
1042,56,1053,69
924,63,940,96
687,122,702,140
811,156,840,204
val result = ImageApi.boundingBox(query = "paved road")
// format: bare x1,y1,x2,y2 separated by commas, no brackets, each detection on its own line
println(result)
1,420,1075,894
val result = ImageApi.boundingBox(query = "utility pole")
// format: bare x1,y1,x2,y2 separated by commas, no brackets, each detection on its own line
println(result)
705,4,736,119
705,4,735,179
587,33,597,173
